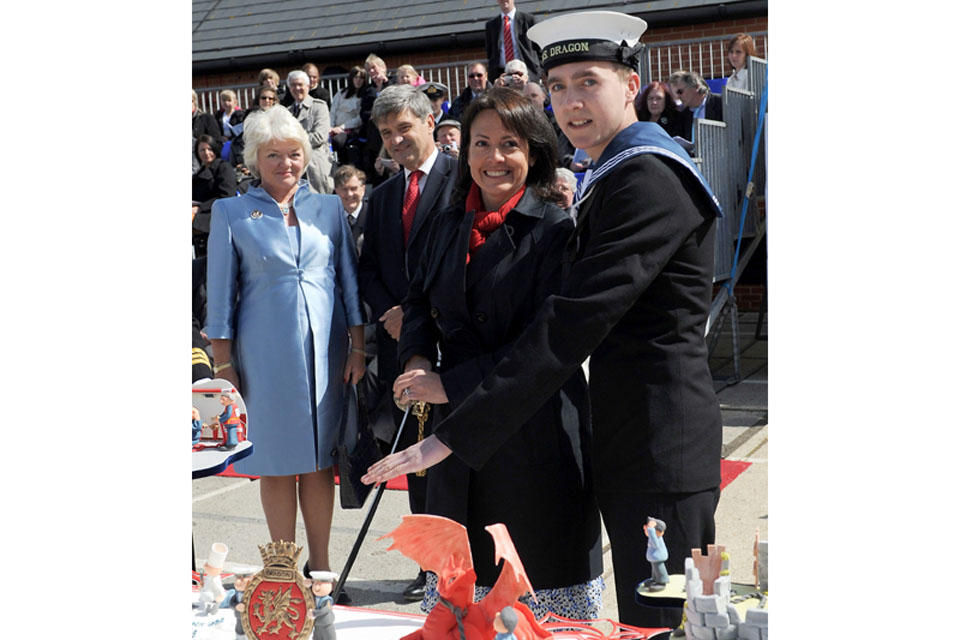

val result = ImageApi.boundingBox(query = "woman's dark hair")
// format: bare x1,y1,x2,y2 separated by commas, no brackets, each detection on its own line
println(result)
452,87,563,207
195,134,222,163
636,81,679,122
345,66,367,99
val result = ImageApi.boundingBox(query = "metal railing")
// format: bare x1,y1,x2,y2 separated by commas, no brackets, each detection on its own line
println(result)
693,57,768,380
692,61,767,283
195,60,487,115
640,32,768,85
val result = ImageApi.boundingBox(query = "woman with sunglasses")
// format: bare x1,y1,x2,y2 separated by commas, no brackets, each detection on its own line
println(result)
230,87,280,175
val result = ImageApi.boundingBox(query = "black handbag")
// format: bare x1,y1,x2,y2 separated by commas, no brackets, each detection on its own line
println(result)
333,381,383,509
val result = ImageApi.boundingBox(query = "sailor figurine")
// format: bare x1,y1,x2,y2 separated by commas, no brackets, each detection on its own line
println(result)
215,393,241,449
641,517,669,591
221,566,257,638
192,406,203,445
308,570,338,640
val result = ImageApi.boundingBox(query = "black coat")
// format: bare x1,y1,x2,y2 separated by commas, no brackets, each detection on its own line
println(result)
448,82,492,120
192,158,238,256
213,109,245,142
399,190,602,589
347,196,369,256
431,153,722,497
357,152,458,393
192,111,220,142
679,93,723,141
485,11,542,80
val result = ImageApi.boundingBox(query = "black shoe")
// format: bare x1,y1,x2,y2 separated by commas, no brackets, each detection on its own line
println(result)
402,570,427,602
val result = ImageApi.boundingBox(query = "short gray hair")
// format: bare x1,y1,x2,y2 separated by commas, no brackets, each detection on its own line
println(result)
504,59,528,77
669,70,708,95
286,69,309,88
242,106,312,179
371,84,432,127
555,167,577,191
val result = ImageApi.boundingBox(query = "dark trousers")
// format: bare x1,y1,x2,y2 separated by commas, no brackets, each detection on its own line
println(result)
596,488,720,629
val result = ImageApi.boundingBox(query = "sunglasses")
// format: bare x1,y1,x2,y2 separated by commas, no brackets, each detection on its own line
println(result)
468,73,485,79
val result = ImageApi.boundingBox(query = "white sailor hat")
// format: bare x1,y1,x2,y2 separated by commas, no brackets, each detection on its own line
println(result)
527,11,648,72
309,570,339,582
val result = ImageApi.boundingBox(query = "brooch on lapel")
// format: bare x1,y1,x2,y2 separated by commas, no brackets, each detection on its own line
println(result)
250,210,263,219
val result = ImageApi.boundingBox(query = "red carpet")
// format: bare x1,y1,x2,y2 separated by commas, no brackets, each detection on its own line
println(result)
217,460,747,492
719,459,750,490
217,464,410,491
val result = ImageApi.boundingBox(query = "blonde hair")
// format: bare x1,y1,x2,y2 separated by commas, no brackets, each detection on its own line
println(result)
258,68,280,85
364,54,386,72
242,106,312,179
219,89,237,102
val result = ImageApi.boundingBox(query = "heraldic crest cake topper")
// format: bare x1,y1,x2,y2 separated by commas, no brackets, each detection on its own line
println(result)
240,541,314,640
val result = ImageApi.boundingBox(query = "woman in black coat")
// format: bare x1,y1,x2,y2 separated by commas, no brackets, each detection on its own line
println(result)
636,81,684,138
390,88,603,619
192,134,237,257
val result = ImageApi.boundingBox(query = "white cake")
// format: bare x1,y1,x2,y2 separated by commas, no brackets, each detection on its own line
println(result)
191,597,240,639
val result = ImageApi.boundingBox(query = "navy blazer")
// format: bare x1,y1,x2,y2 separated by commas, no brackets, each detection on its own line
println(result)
357,151,457,384
680,92,724,141
485,11,542,80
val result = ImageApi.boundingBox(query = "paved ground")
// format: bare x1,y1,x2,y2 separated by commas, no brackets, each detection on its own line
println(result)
192,310,767,623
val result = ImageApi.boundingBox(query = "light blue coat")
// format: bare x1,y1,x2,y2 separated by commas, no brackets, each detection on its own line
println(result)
205,180,363,476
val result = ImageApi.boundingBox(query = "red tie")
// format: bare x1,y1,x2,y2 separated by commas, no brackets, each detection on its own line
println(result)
503,15,515,63
402,170,423,246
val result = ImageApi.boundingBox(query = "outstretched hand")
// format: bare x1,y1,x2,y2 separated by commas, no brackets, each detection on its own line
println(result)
361,434,452,485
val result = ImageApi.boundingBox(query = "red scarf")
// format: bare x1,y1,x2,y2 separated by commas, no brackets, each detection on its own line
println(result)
465,183,526,264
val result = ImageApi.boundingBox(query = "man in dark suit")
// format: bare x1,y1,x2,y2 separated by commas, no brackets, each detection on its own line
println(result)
365,11,724,629
357,84,457,602
300,62,332,111
449,62,492,120
333,164,369,254
485,0,542,81
669,70,723,144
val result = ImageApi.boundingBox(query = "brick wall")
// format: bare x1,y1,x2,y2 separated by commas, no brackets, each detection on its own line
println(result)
712,284,765,313
644,16,769,51
192,15,767,89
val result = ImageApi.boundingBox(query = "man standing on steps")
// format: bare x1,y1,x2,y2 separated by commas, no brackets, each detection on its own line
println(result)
485,0,542,81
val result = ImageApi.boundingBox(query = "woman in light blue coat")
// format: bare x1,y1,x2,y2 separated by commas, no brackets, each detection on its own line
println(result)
205,105,365,578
